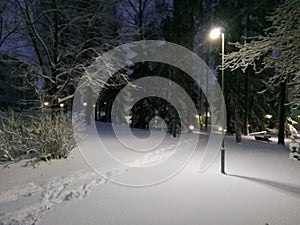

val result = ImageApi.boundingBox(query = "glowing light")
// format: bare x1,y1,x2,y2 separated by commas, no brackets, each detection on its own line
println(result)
265,114,272,119
209,28,222,40
59,103,64,108
189,125,195,130
44,102,49,106
83,102,87,106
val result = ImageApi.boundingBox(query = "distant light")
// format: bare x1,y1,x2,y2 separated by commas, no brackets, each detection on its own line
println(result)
59,103,64,108
265,114,272,119
209,28,222,40
189,125,195,130
93,104,96,108
83,102,87,106
218,126,223,132
44,102,49,106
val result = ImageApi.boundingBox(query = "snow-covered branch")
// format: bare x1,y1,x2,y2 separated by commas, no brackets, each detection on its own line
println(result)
224,0,300,88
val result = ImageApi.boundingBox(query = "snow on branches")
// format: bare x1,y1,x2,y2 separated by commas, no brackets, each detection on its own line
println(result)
224,0,300,88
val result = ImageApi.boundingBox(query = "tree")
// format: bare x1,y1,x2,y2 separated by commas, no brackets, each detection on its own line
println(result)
224,0,300,144
164,0,203,137
0,0,22,49
210,0,281,142
115,0,174,130
118,0,169,40
1,0,121,116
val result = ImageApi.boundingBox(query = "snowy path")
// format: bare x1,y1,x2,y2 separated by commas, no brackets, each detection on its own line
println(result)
0,167,128,225
0,123,187,225
0,151,176,224
1,123,300,225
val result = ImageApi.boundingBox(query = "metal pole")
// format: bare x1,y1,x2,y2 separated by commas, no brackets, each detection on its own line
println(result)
221,32,226,174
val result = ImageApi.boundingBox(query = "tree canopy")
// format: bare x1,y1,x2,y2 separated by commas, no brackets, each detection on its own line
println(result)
224,0,299,144
224,0,300,98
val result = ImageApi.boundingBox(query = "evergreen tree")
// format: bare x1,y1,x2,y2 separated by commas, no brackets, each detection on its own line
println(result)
212,0,280,141
164,0,203,137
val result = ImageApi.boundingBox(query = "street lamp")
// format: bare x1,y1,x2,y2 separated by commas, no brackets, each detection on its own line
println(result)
209,27,226,174
265,114,272,119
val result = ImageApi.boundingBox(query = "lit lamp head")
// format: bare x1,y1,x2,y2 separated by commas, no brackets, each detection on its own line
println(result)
265,114,272,119
209,27,222,40
188,125,195,131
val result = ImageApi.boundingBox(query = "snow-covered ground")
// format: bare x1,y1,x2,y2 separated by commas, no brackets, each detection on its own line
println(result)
0,122,300,225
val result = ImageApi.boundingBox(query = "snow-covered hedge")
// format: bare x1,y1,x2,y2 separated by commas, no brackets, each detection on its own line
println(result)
0,112,76,162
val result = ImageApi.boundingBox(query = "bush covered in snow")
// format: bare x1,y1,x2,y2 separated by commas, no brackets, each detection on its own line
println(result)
0,112,77,162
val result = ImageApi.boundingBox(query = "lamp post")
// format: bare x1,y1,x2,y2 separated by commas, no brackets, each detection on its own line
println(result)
209,27,226,174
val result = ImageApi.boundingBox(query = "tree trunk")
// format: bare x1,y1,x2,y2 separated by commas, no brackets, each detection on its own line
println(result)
205,101,209,131
84,86,93,126
170,0,196,136
235,72,242,142
243,69,249,135
278,79,286,145
243,1,250,136
171,111,178,138
51,97,59,118
235,100,242,142
51,0,59,119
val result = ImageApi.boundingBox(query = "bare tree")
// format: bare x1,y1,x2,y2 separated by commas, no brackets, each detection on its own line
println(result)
0,0,22,50
118,0,170,41
2,0,122,114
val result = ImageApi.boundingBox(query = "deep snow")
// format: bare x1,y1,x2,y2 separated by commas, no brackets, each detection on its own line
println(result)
0,122,300,225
